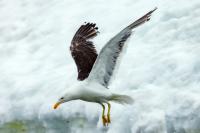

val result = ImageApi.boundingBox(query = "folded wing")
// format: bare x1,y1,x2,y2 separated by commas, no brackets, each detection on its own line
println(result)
87,8,157,87
70,22,99,81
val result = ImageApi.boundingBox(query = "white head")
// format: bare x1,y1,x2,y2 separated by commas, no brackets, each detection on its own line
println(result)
53,91,77,109
53,82,83,109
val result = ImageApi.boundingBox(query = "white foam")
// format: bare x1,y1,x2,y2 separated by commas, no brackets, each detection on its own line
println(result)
0,0,200,132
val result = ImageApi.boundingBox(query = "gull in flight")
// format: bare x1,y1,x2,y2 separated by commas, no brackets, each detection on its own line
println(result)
53,8,157,126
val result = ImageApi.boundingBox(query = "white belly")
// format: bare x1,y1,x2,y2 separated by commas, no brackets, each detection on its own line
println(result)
78,82,112,103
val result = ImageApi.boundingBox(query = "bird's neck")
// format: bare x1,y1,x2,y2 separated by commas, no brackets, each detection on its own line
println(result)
70,95,79,101
67,91,79,101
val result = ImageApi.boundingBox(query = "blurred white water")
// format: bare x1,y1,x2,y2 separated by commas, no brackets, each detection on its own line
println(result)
0,0,200,132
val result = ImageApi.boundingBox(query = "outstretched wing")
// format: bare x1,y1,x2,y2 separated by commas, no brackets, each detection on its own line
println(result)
87,8,157,87
70,22,99,81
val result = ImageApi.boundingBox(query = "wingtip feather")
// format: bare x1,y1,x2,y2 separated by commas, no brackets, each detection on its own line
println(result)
127,7,157,29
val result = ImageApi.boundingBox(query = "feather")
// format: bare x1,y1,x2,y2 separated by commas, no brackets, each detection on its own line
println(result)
87,8,157,87
70,22,99,80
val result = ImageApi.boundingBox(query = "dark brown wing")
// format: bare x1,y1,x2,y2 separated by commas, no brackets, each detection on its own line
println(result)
70,22,99,81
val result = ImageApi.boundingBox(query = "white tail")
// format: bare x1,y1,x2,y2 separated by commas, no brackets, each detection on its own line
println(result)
110,94,134,104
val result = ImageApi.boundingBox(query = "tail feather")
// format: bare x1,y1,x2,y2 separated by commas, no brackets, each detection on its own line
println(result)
110,94,134,104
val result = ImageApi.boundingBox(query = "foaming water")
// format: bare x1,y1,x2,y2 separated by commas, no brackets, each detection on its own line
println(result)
1,0,200,132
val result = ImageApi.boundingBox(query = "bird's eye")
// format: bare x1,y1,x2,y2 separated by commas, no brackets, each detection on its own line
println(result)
60,97,64,100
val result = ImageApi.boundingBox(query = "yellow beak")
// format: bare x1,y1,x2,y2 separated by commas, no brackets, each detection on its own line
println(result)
53,102,61,109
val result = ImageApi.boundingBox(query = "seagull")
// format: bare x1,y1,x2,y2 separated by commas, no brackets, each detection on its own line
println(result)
53,8,157,126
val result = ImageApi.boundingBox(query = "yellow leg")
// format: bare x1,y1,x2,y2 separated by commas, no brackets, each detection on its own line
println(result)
101,103,107,126
107,103,111,123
